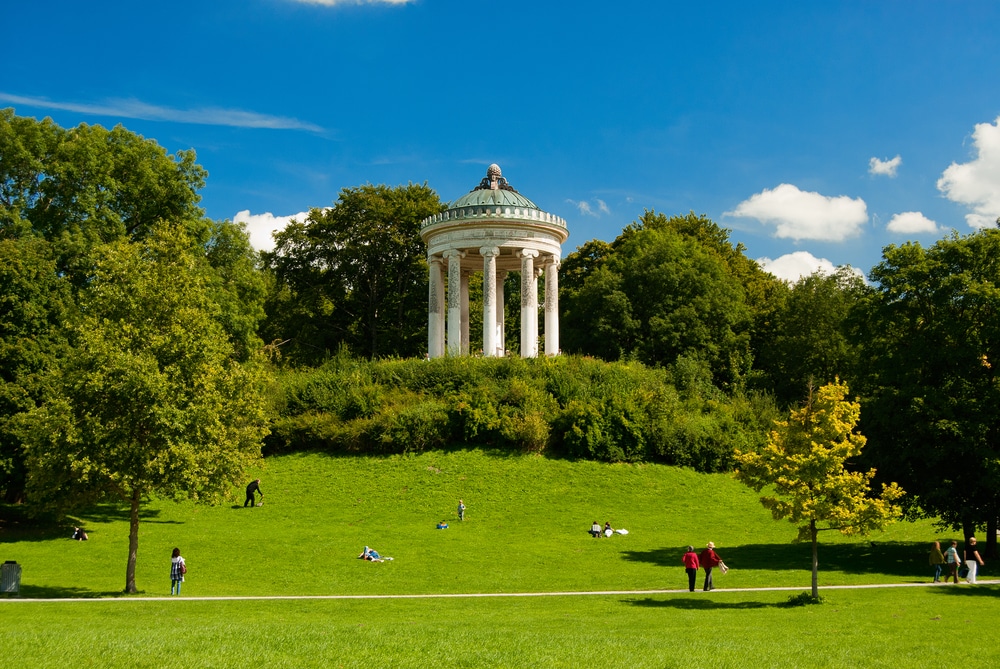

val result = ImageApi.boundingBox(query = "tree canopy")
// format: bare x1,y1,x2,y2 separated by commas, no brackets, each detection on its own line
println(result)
735,380,904,598
15,224,270,593
262,183,445,364
857,229,1000,556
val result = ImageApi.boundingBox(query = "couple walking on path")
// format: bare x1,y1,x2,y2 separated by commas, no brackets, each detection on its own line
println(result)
683,542,727,592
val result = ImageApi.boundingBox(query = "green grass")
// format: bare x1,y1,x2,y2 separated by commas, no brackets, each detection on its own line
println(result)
2,449,998,667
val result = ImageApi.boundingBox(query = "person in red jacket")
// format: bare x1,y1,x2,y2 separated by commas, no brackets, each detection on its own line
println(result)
682,546,700,592
699,541,722,591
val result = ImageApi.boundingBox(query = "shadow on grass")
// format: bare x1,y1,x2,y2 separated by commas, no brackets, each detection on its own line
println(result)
12,584,127,599
622,541,937,578
0,503,171,544
626,596,781,610
928,584,1000,598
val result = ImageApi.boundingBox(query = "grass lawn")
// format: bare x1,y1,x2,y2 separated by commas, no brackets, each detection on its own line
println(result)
2,449,998,666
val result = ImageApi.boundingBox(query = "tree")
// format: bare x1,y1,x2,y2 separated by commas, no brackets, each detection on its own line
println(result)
756,267,867,406
560,211,767,389
15,224,270,593
735,380,904,598
0,110,223,502
857,230,1000,556
263,183,445,363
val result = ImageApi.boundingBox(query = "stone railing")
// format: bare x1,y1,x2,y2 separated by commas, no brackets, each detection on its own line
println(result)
421,206,567,231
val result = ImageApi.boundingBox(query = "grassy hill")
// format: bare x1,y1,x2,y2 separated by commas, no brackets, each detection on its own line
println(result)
3,449,949,597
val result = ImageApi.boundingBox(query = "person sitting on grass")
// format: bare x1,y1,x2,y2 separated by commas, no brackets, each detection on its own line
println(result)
72,527,88,541
436,520,449,529
590,521,602,538
604,521,615,538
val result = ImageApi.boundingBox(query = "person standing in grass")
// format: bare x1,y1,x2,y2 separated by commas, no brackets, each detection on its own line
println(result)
699,542,722,591
944,540,961,583
170,548,186,595
682,546,700,592
963,536,985,584
929,541,945,583
245,479,263,507
457,499,466,521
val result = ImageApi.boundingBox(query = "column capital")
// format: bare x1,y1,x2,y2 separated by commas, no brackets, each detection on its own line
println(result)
442,249,466,259
480,246,500,258
516,248,539,259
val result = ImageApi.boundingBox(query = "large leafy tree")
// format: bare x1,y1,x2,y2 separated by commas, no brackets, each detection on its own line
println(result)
756,267,867,407
0,110,239,502
15,224,270,593
263,183,445,363
858,229,1000,556
561,212,780,390
735,380,904,598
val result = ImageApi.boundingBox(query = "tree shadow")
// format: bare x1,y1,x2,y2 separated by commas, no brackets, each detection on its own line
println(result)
9,584,127,599
626,596,781,610
622,541,937,578
0,503,173,544
928,584,1000,598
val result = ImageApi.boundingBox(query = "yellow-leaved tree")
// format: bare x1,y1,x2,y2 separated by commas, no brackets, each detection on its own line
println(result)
734,380,904,598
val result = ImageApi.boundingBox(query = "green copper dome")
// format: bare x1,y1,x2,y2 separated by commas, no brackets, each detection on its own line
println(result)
450,164,538,209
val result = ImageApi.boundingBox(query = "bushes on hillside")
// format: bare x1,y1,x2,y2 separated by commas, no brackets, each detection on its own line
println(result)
266,354,773,472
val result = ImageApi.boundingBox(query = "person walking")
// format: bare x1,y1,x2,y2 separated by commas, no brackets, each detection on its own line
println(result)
682,546,700,592
944,540,961,584
457,499,466,521
699,542,723,591
244,479,263,507
170,548,186,595
929,541,946,583
964,536,985,584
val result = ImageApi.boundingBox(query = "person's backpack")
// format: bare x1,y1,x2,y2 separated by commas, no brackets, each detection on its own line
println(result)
180,561,188,575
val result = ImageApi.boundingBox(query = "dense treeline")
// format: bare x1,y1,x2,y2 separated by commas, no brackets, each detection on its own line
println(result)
3,110,1000,557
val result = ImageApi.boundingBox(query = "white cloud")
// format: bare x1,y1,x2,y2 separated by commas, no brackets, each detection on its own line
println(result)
567,198,610,217
937,116,1000,229
869,155,902,177
886,211,939,235
726,183,868,241
757,251,864,284
0,92,323,132
234,210,311,252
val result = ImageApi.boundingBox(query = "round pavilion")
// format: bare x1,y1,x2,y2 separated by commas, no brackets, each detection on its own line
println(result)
420,164,569,358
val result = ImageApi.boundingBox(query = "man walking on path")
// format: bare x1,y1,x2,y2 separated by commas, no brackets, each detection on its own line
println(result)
964,536,985,583
245,479,263,507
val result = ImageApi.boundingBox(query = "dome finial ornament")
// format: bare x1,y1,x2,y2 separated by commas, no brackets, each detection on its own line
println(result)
473,163,519,193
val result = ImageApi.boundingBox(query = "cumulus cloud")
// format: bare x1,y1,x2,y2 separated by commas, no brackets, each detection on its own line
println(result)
0,92,323,132
726,184,868,241
886,211,940,235
937,116,1000,229
234,210,312,252
757,251,864,284
869,155,902,177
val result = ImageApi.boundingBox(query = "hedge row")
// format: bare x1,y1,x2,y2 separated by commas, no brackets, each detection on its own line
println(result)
265,353,778,473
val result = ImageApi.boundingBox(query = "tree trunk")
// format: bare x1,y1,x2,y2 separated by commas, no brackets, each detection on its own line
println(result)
125,488,141,594
811,519,819,599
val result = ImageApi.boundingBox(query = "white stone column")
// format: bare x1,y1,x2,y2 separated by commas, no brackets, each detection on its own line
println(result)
519,250,539,357
460,270,470,355
444,250,464,357
481,246,499,357
544,255,560,356
428,257,445,358
496,270,507,356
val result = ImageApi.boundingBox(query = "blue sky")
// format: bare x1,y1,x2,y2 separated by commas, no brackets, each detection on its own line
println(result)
4,0,1000,281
